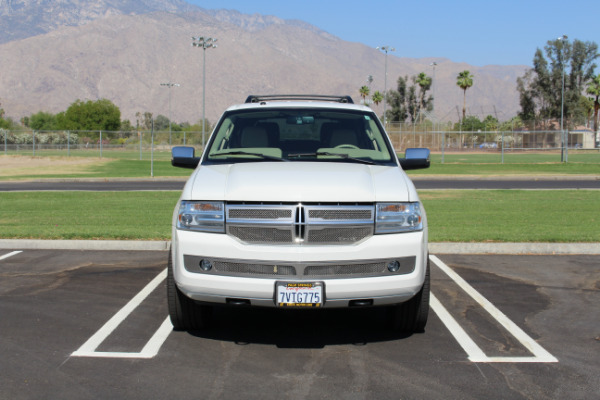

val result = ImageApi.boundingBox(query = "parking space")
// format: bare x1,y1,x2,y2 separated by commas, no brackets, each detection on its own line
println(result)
1,249,598,399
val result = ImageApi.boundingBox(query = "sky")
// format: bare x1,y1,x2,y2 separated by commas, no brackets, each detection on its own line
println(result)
188,0,598,67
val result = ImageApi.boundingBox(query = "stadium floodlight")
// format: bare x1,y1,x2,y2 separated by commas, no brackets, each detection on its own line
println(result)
192,36,218,147
377,46,395,126
160,82,180,146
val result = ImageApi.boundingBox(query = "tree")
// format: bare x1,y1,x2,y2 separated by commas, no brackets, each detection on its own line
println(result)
135,111,153,130
456,70,474,122
517,38,599,129
359,85,370,103
482,115,499,131
415,72,433,121
154,114,171,131
587,73,600,140
385,76,409,122
386,73,433,123
372,91,383,106
56,99,121,131
455,115,483,132
29,111,57,130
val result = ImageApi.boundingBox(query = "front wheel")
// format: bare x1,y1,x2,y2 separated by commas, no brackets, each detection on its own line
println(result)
390,257,430,333
167,250,211,331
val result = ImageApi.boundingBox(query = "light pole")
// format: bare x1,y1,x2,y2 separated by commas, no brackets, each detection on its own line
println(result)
192,36,217,148
559,35,568,162
430,61,439,155
377,46,395,126
160,82,180,147
430,62,437,124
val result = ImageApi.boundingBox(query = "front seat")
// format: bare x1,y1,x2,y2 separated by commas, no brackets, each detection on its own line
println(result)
240,126,269,148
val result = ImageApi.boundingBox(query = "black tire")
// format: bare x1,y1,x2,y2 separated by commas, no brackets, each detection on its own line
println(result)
167,249,211,331
391,256,430,333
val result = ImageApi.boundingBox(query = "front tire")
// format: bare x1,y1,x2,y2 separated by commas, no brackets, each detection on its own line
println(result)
391,256,430,333
167,250,211,331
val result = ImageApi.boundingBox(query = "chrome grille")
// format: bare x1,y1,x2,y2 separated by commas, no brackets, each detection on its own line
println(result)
228,208,292,220
228,226,293,243
308,209,373,220
225,203,375,245
306,226,373,244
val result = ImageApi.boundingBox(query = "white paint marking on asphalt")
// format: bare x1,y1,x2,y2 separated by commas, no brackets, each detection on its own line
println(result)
71,268,172,359
429,293,488,361
0,251,22,261
429,254,558,363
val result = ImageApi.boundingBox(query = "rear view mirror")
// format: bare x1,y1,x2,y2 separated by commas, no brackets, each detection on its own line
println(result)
172,146,201,169
399,148,430,170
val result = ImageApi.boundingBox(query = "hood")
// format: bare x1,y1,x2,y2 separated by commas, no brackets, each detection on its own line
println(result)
182,162,418,203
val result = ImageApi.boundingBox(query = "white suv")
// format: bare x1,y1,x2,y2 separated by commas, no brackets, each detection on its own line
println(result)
168,95,431,333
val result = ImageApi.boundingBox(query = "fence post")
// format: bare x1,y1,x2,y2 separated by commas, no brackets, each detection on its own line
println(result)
151,121,154,177
3,130,6,155
100,130,103,158
565,129,569,163
139,131,142,160
32,130,36,156
501,131,505,164
67,131,70,157
441,131,445,164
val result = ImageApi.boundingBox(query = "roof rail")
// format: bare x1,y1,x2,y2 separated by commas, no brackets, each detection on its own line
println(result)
245,95,354,104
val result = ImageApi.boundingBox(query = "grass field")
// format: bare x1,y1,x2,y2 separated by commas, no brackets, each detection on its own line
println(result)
1,190,598,242
1,150,599,180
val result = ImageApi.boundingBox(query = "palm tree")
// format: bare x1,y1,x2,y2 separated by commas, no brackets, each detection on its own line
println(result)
586,73,600,144
456,70,474,122
372,91,383,106
359,85,370,103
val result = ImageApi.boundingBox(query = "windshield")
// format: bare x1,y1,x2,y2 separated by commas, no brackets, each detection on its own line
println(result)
203,108,396,165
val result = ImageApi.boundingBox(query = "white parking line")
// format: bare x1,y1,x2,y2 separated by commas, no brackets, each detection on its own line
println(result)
429,254,558,363
0,250,22,261
71,256,559,362
71,268,172,359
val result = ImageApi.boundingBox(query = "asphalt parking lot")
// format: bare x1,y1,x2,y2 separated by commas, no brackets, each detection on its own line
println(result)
1,249,598,399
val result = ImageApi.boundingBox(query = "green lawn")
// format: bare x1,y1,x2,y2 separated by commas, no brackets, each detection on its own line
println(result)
0,151,599,181
1,190,598,242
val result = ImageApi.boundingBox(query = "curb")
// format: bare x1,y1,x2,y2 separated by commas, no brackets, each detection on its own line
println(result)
1,240,598,255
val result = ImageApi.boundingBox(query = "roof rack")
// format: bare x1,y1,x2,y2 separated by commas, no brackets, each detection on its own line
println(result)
245,95,354,104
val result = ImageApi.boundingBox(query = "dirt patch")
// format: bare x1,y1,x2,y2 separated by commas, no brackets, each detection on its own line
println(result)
0,156,111,177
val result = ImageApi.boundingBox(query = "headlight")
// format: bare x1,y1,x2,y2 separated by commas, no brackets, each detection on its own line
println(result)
177,201,225,233
375,202,422,234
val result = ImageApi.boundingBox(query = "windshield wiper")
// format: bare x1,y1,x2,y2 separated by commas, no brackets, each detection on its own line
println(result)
287,151,375,165
210,150,288,162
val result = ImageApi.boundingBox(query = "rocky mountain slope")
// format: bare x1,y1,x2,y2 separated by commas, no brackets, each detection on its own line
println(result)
0,1,527,125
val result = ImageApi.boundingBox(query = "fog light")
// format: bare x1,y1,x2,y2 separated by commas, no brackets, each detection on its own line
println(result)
387,260,400,272
199,259,213,271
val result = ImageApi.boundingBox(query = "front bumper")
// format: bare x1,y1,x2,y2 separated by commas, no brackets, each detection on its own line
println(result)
171,228,428,308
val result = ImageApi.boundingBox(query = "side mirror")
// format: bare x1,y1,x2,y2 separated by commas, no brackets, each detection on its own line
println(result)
399,148,430,170
172,146,201,169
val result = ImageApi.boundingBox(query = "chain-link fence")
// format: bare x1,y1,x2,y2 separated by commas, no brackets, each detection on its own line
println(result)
385,122,599,163
1,127,599,163
0,129,208,161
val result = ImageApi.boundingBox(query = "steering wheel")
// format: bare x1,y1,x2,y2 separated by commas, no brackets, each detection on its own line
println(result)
334,144,360,149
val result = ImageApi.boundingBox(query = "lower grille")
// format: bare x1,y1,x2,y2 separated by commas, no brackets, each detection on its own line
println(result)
183,255,416,279
304,262,387,276
214,261,296,276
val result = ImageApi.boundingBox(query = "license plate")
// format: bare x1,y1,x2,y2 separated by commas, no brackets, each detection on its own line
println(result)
276,282,324,307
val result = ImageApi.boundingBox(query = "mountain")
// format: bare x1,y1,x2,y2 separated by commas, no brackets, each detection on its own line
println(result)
0,1,527,125
0,0,196,43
